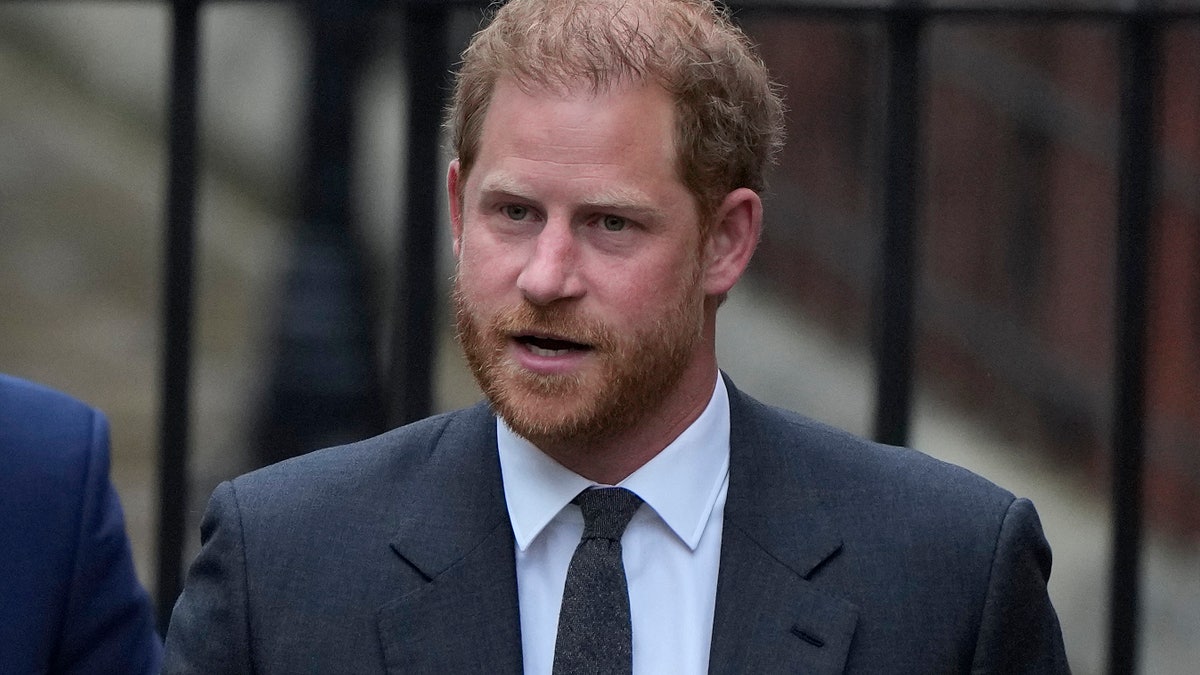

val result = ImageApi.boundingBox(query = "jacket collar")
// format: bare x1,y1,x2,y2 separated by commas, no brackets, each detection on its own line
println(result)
373,380,860,674
377,402,523,673
708,374,858,674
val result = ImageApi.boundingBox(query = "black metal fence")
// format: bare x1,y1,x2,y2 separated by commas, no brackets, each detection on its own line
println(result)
112,0,1197,672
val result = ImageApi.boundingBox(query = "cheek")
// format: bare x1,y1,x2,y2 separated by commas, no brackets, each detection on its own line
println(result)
594,255,700,315
457,235,518,294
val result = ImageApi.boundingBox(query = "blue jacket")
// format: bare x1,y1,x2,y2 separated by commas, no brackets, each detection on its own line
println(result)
1,374,162,673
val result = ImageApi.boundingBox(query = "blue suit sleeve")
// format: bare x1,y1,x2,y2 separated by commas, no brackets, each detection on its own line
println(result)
55,409,163,675
163,481,254,674
971,497,1071,673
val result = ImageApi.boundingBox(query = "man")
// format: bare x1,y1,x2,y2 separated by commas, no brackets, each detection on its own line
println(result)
165,0,1068,672
0,374,162,673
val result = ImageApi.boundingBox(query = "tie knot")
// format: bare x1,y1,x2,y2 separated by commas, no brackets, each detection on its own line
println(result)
573,488,643,541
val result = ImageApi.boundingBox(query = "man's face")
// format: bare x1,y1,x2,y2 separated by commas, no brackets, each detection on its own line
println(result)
449,78,711,451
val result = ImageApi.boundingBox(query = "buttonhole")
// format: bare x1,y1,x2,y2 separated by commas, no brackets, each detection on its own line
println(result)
790,625,824,648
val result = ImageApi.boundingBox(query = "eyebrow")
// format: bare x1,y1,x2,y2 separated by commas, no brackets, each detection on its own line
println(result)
477,174,668,221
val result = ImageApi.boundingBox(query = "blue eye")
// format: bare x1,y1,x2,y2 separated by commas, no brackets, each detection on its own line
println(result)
502,204,529,221
601,215,627,231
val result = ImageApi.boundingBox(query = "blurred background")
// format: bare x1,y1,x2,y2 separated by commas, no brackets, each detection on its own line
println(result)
0,2,1196,673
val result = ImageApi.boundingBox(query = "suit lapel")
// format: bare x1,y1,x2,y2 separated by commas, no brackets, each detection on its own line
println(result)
709,377,859,674
370,384,860,672
376,404,523,674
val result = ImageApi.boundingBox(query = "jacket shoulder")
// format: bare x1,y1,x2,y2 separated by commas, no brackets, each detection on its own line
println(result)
0,374,108,514
726,384,1064,671
0,374,102,470
223,403,495,522
241,403,487,475
733,390,1016,511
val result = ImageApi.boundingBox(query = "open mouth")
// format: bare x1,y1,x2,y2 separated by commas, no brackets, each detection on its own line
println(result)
515,334,593,357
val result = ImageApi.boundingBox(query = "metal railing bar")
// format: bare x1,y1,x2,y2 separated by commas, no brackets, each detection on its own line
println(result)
155,0,199,631
872,9,924,447
252,0,385,469
1108,15,1158,675
388,5,452,426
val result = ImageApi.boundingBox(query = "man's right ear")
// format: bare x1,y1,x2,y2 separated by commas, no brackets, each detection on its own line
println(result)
447,159,463,258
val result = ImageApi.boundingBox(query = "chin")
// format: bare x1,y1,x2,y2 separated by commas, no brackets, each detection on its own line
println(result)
493,388,593,440
488,377,625,448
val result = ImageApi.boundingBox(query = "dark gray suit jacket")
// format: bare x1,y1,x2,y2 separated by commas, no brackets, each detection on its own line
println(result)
164,379,1068,673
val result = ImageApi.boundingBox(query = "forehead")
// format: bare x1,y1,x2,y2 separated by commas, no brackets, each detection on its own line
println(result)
484,77,676,158
470,78,684,194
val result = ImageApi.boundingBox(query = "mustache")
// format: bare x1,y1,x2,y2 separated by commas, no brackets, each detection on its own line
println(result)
451,283,617,352
490,303,617,351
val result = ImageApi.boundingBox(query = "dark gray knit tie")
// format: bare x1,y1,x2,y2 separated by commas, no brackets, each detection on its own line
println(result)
552,487,643,675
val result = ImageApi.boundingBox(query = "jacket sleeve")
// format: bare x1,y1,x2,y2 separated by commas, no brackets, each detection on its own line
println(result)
56,410,163,675
163,480,254,674
971,497,1071,673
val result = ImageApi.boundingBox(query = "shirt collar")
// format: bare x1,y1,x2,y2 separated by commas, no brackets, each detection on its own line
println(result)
497,375,731,552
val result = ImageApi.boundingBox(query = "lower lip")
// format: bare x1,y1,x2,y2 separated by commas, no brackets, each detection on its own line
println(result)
509,340,592,375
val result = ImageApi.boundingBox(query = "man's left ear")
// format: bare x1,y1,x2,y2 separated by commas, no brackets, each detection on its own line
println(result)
702,187,762,296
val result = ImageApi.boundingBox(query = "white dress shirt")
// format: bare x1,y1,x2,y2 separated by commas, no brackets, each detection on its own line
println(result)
497,375,731,675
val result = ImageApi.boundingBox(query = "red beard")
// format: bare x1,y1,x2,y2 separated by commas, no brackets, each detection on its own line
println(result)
452,274,704,450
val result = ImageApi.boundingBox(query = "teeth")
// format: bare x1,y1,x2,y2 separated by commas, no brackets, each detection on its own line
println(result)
528,344,569,357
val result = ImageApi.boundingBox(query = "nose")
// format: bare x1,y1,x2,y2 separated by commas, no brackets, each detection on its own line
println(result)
516,221,584,306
